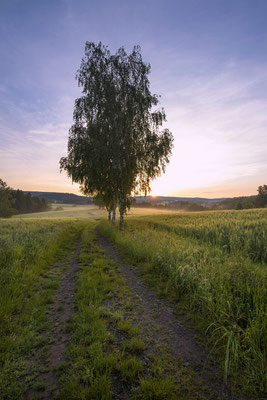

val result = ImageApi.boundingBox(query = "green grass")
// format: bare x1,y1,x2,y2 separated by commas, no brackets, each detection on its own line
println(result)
0,215,232,399
144,208,267,263
117,319,140,336
2,207,265,398
124,337,145,353
118,356,143,380
57,224,216,400
57,224,141,398
99,208,267,397
135,377,183,400
0,218,87,399
0,218,83,322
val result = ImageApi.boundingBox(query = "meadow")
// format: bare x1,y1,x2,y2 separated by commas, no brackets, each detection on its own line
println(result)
12,204,175,219
0,207,266,398
0,217,87,398
99,208,267,395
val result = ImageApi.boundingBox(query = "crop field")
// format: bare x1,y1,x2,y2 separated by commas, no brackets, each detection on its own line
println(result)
99,208,267,395
0,208,266,398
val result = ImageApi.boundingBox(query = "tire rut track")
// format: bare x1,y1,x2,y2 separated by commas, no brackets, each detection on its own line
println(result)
25,240,80,400
97,231,244,400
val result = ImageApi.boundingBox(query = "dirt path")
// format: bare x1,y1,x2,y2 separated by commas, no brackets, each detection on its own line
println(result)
97,231,243,400
25,240,80,399
23,227,244,399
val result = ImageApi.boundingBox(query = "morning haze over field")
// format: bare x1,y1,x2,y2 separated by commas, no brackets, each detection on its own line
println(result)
1,2,267,399
1,0,267,198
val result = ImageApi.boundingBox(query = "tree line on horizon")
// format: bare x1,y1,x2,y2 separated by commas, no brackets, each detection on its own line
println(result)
133,185,267,211
0,179,50,218
27,191,93,205
212,186,267,210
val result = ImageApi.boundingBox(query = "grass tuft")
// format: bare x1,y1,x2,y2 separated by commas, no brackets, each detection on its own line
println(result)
99,209,267,396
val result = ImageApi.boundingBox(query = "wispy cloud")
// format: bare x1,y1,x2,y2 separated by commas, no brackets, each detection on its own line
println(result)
28,129,54,135
151,60,267,195
1,0,267,196
0,92,78,191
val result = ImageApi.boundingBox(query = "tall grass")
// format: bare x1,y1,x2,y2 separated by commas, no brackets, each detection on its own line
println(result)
144,209,267,263
99,209,267,397
0,219,83,324
0,218,86,399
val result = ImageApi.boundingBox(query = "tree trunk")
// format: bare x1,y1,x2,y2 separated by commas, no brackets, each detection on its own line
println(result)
108,210,111,221
112,205,116,224
119,212,124,230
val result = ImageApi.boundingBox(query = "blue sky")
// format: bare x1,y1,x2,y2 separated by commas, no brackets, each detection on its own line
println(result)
0,0,266,197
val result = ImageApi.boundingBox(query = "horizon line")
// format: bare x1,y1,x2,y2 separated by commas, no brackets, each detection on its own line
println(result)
21,189,258,200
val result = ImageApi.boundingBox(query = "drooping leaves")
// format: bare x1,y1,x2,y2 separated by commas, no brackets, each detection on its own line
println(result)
60,42,174,222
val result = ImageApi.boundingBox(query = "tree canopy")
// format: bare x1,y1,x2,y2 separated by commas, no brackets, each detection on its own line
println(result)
60,42,173,227
0,179,15,218
0,179,50,218
257,184,267,207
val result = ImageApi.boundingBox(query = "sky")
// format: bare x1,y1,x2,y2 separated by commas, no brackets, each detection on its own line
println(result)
0,0,267,198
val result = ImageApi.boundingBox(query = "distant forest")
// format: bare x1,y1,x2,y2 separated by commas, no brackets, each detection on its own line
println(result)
26,191,93,205
0,179,50,217
11,190,50,214
134,185,267,211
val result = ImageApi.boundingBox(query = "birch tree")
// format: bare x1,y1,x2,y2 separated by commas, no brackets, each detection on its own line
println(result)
60,42,173,228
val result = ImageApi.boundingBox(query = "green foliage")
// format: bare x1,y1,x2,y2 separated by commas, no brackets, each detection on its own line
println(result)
257,184,267,207
99,209,267,396
0,179,50,218
0,178,15,218
213,195,258,210
211,185,267,210
26,191,93,205
11,189,50,214
60,42,173,225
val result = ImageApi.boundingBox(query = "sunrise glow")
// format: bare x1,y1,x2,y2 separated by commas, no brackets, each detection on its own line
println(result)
0,1,266,198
